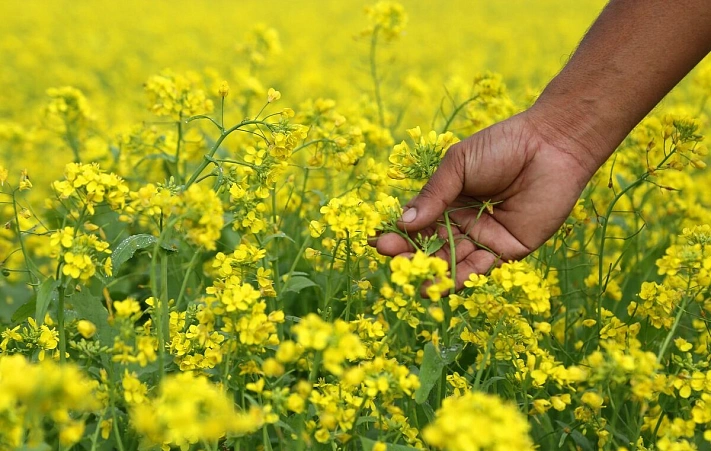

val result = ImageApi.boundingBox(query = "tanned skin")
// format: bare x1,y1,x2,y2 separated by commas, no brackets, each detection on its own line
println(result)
373,0,711,289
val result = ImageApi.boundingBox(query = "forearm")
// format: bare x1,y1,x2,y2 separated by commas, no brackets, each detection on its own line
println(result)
531,0,711,175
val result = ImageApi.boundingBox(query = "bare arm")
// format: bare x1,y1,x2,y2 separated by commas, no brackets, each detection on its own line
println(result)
532,0,711,175
375,0,711,288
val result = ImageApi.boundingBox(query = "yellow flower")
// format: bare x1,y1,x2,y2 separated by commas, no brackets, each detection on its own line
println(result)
114,298,142,318
218,80,230,97
581,391,604,410
423,391,534,451
373,441,388,451
122,370,148,405
130,372,262,449
59,420,85,446
267,87,281,103
287,393,305,413
77,320,97,339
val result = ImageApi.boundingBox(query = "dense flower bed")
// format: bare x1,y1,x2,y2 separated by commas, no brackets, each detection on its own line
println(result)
2,1,711,450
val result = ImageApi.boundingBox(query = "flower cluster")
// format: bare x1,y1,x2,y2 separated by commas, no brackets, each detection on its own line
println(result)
52,162,129,214
388,126,458,180
423,391,534,451
0,354,100,448
2,1,711,450
144,70,214,120
131,372,264,449
361,1,408,41
49,226,112,280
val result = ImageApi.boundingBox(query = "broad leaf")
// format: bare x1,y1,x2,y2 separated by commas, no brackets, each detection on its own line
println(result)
414,342,446,404
35,278,58,326
360,437,419,451
282,276,318,294
111,234,158,273
66,289,115,346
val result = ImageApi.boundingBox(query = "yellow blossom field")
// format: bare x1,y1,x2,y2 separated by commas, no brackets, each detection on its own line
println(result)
2,0,711,450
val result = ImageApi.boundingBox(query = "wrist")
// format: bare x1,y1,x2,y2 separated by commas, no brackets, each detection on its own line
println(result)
527,84,621,179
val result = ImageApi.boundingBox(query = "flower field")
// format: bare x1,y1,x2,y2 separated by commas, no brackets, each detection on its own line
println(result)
2,0,711,450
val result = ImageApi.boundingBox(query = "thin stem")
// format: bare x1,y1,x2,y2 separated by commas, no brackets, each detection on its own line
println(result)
657,295,692,364
271,188,281,298
12,190,38,289
596,149,676,339
57,282,67,364
177,250,200,309
444,211,457,293
344,233,352,321
186,114,223,132
442,95,481,133
90,409,107,451
292,139,336,155
369,26,385,127
110,409,125,451
158,250,169,380
175,113,183,183
184,120,269,189
221,97,225,129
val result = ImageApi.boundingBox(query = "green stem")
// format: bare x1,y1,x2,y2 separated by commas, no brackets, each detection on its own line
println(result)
369,27,385,127
271,188,281,297
177,250,200,309
292,139,336,155
221,97,225,129
596,150,676,339
309,351,322,384
108,380,126,451
110,412,125,451
57,282,67,364
278,236,311,302
175,115,184,183
12,190,38,290
150,217,178,380
65,123,81,163
444,211,457,295
157,251,169,380
184,119,268,189
657,296,692,364
90,409,107,451
442,95,480,133
344,233,352,321
473,317,505,389
442,211,457,347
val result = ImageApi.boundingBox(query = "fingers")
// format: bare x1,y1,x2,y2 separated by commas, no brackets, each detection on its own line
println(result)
398,144,465,232
450,209,532,261
417,249,498,298
453,249,498,290
375,222,499,294
375,232,415,256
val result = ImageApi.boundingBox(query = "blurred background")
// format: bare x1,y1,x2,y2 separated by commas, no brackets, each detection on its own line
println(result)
1,0,610,123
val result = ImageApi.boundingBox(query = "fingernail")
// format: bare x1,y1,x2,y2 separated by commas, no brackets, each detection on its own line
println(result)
401,208,417,223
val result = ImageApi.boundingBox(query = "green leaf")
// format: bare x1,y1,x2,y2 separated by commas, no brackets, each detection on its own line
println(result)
481,376,507,391
282,276,318,294
11,299,36,324
360,437,419,451
137,152,177,164
111,234,158,273
419,402,435,423
414,342,446,404
263,232,295,244
66,289,115,346
439,342,462,364
15,444,52,451
35,278,58,326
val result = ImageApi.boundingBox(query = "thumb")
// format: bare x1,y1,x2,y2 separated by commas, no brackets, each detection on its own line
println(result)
399,145,465,232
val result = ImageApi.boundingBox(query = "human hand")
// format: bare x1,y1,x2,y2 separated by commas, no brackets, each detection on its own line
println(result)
375,109,602,289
